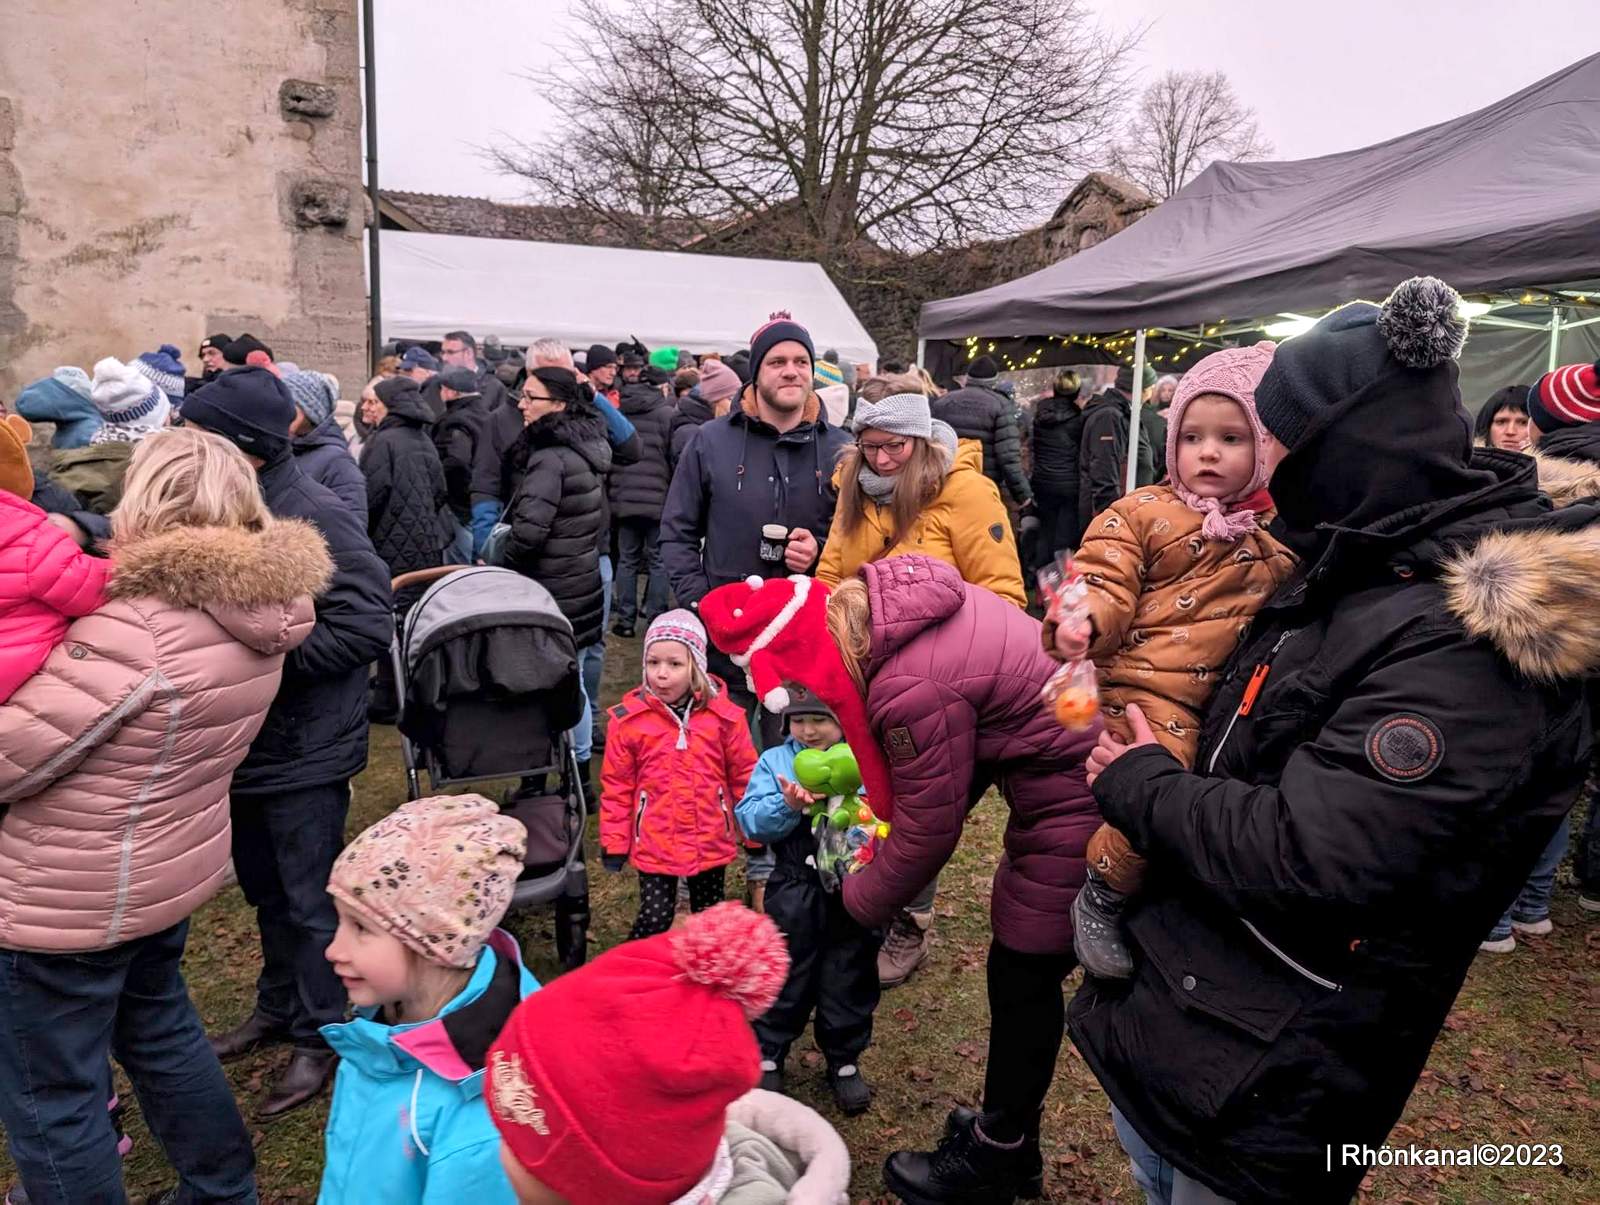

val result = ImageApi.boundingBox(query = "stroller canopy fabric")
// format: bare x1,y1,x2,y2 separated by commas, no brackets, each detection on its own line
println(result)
919,53,1600,339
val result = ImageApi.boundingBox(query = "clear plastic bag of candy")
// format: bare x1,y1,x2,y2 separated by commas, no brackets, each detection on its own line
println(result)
1037,554,1100,730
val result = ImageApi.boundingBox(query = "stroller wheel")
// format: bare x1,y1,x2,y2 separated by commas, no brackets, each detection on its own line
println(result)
555,892,588,971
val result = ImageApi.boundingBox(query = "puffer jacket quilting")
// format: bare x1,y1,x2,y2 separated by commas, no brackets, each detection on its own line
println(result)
0,520,330,952
362,387,451,582
599,682,758,877
0,490,110,703
501,404,612,648
608,382,676,521
931,385,1033,506
838,554,1099,955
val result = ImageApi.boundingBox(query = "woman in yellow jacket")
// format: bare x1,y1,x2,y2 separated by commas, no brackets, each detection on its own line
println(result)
818,381,1026,608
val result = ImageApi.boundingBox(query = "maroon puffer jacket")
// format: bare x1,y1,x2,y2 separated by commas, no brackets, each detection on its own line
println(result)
840,554,1100,956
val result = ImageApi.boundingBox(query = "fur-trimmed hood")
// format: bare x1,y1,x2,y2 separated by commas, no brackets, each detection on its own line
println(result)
1444,513,1600,682
108,519,333,654
1533,450,1600,508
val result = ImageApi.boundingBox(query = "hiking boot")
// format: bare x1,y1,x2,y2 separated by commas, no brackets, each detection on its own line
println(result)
258,1048,337,1119
208,1010,291,1062
828,1063,872,1116
878,909,932,988
1479,934,1516,954
1071,870,1134,980
884,1111,1043,1203
759,1058,785,1094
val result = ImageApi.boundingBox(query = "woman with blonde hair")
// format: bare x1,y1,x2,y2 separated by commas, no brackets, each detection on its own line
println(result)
0,426,332,1204
818,379,1025,608
698,556,1099,1199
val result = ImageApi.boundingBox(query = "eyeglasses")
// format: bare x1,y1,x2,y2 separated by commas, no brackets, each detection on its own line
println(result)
521,391,557,403
857,437,909,458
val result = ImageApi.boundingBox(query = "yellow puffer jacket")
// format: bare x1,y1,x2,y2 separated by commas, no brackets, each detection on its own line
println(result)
817,439,1026,608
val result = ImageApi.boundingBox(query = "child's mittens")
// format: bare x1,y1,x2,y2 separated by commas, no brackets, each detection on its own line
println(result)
602,853,627,874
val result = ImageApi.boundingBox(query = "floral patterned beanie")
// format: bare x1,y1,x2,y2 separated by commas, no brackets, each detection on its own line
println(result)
328,794,527,969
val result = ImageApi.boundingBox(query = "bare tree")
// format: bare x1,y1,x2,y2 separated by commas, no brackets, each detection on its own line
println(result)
1110,70,1271,200
491,0,1134,259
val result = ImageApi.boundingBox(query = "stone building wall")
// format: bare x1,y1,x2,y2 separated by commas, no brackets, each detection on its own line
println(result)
0,0,367,399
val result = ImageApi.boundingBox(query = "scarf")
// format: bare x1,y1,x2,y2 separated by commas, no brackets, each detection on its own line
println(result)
858,419,959,502
1171,480,1275,542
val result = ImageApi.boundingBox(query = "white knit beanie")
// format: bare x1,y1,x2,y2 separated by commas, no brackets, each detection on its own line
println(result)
851,392,931,440
90,357,170,435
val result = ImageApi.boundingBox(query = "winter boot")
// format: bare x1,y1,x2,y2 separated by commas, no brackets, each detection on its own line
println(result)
878,908,932,988
827,1062,872,1116
941,1107,1043,1197
759,1057,785,1094
884,1109,1043,1204
1071,869,1134,980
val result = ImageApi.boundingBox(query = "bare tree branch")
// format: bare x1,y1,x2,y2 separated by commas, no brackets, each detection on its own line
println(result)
491,0,1135,259
1109,69,1271,200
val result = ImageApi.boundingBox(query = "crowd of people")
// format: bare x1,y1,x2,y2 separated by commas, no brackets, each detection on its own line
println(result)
1,279,1598,1204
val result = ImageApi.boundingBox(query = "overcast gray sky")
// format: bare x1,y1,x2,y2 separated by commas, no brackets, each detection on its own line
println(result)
374,0,1597,204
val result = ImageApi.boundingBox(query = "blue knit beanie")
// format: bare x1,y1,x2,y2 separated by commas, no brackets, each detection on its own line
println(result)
134,344,187,402
283,370,336,427
748,311,815,379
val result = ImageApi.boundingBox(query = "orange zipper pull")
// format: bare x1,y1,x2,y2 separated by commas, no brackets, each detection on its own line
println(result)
1238,663,1271,717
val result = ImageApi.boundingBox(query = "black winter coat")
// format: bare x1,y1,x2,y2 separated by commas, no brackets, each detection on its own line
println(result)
608,382,674,521
1535,419,1600,464
1070,448,1600,1203
659,394,850,607
361,387,451,582
501,403,612,647
292,415,368,524
1029,391,1086,496
1078,389,1155,528
234,455,394,794
1142,404,1168,484
426,366,509,437
669,390,717,469
931,385,1033,506
433,391,491,523
468,376,524,507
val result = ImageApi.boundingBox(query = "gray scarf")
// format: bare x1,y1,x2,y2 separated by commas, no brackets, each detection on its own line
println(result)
857,419,958,502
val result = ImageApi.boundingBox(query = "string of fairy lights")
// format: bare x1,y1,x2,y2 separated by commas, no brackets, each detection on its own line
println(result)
958,290,1595,375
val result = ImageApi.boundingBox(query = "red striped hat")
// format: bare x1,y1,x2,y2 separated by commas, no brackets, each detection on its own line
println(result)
1528,360,1600,432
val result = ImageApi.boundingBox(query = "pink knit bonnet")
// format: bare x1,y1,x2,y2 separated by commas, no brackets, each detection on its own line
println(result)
1164,341,1278,541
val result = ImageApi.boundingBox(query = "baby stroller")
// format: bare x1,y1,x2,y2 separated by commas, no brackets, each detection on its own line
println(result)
390,566,589,969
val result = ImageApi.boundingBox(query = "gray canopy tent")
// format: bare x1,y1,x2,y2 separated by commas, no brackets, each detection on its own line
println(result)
921,52,1600,488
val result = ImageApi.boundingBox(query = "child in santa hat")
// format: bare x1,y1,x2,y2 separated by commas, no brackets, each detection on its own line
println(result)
486,902,852,1205
599,610,759,940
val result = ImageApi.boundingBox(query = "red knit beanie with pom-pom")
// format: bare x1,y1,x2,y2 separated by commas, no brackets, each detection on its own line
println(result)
487,903,788,1204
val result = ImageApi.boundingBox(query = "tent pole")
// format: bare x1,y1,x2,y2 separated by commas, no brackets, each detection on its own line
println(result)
915,338,926,370
1124,329,1148,493
1547,307,1564,371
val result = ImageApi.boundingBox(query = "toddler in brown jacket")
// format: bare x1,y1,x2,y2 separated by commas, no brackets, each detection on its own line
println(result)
1053,343,1296,978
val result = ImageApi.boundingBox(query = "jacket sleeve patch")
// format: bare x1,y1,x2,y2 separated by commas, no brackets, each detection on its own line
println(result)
1365,713,1444,783
611,704,630,720
988,523,1005,543
886,726,918,762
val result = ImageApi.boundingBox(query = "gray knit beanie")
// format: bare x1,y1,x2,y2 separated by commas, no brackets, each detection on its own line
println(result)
852,391,931,440
283,370,336,427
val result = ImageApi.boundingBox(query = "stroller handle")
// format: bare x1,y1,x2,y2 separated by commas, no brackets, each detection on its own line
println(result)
390,565,473,594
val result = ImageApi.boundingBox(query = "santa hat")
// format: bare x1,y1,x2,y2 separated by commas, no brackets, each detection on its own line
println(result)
699,574,896,820
1528,359,1600,433
487,903,788,1204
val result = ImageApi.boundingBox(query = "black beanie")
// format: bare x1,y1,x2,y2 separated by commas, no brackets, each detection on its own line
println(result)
1255,276,1468,452
748,312,814,379
965,355,999,383
781,684,837,724
199,333,233,356
181,366,296,459
1115,363,1155,394
223,333,273,366
586,344,617,371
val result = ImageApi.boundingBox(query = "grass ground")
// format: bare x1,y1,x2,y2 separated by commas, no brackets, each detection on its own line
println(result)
3,633,1597,1202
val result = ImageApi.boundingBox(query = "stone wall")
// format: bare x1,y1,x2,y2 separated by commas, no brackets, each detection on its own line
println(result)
0,0,367,399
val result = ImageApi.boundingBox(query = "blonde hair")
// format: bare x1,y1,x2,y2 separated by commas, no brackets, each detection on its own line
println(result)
825,579,872,696
112,427,272,544
374,354,401,377
857,371,926,404
835,436,950,546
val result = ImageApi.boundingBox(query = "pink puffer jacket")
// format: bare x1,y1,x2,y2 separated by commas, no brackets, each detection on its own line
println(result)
0,490,110,702
840,555,1102,956
0,520,331,952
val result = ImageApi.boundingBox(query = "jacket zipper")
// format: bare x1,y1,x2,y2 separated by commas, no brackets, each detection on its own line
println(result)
635,791,648,842
1207,629,1299,774
718,788,733,836
1241,919,1343,992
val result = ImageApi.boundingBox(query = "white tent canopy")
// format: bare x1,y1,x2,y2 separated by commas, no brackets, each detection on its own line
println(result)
380,230,878,365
